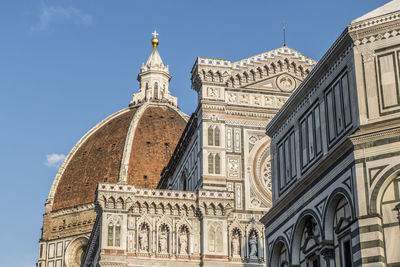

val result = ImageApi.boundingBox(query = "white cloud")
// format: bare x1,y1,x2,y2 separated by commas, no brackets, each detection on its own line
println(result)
44,153,66,168
30,4,93,33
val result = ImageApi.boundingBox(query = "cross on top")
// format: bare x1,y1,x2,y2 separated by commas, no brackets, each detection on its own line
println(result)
152,30,159,38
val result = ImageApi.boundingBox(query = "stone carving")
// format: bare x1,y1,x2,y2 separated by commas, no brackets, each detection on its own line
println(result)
277,74,296,91
252,95,261,105
179,227,188,254
240,94,250,104
231,230,241,256
138,224,149,253
262,159,272,192
249,232,258,259
228,93,237,103
159,225,169,253
228,158,239,178
207,87,219,98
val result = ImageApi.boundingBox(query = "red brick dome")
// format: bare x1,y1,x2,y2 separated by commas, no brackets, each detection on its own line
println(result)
49,103,187,211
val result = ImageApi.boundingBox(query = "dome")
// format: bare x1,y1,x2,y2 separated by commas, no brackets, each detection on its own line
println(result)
49,103,188,211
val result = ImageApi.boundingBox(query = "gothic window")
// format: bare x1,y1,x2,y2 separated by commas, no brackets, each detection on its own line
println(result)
115,222,121,246
208,153,214,174
154,82,159,99
208,126,214,146
208,222,223,252
325,72,352,145
107,223,114,246
180,172,187,190
215,154,221,174
300,103,322,170
214,127,220,146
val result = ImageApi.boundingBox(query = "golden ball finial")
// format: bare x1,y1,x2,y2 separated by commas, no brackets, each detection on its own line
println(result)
151,30,159,48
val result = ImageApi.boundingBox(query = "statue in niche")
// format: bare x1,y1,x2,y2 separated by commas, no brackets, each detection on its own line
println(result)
179,228,188,254
159,226,168,253
249,232,258,259
231,232,240,256
138,226,149,252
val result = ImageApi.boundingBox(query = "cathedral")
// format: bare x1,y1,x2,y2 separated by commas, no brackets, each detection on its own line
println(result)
37,1,400,267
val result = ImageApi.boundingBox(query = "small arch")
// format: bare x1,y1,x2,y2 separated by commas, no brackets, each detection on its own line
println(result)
243,72,249,83
250,70,256,81
107,197,115,209
271,63,277,73
291,62,297,74
277,61,283,72
116,197,124,209
270,237,290,267
284,58,290,71
323,188,355,241
257,67,263,78
263,65,270,76
291,210,322,265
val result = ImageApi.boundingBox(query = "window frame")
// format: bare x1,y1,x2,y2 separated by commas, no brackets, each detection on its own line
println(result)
299,101,323,173
277,128,297,194
324,70,353,148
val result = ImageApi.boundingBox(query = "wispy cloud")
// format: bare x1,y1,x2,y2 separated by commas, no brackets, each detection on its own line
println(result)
44,153,66,168
30,4,93,33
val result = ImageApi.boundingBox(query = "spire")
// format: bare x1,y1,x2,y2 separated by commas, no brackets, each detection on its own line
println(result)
145,31,164,67
130,31,178,107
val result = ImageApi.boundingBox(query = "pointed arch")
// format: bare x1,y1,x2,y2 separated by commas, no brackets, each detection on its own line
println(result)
214,126,220,146
270,63,277,74
263,65,270,76
250,69,256,81
116,197,124,209
215,153,221,174
243,72,249,83
208,126,214,146
284,58,290,71
208,153,214,174
154,82,159,99
107,197,115,209
257,67,263,78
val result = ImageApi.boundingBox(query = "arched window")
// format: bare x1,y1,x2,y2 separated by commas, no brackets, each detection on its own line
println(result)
208,126,214,146
214,127,220,146
208,154,214,174
115,222,121,246
279,245,289,267
334,197,352,267
154,82,159,99
215,154,220,174
208,222,223,252
180,172,187,190
299,218,320,266
108,223,114,246
146,82,149,90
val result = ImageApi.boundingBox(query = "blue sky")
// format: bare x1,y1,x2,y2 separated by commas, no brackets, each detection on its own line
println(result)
0,0,387,266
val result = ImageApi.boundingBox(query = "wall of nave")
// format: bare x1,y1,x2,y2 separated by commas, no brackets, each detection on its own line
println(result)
82,184,266,266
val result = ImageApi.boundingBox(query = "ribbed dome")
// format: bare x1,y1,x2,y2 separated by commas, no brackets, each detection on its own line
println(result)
50,103,187,211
